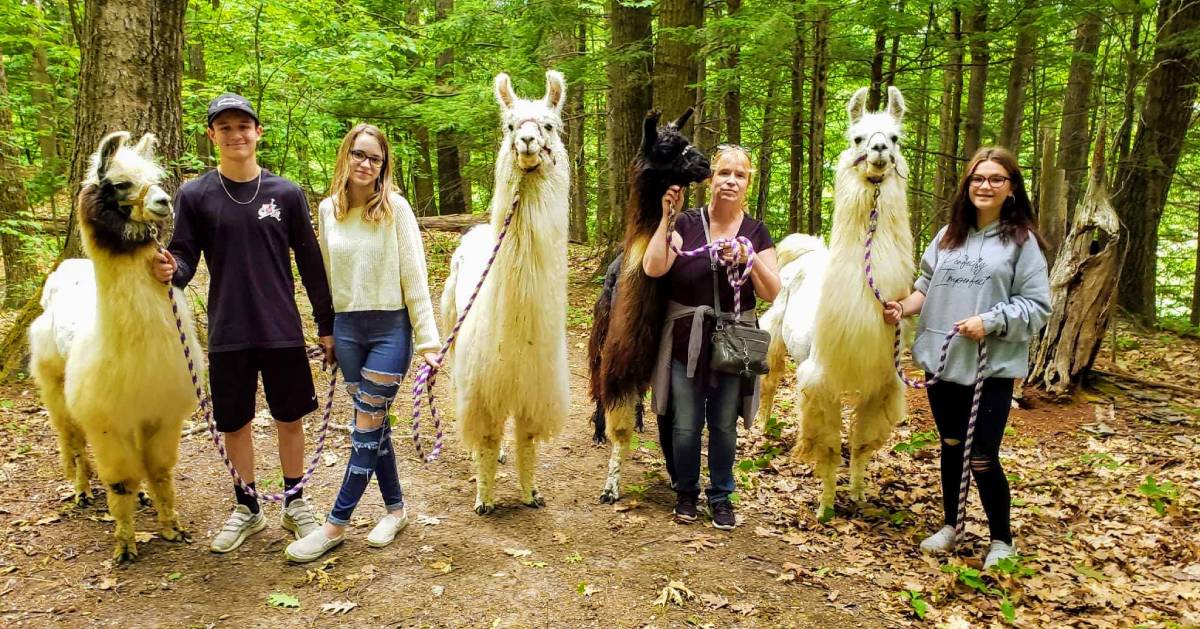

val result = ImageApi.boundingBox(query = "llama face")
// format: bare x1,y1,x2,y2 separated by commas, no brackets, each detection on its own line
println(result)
639,109,712,188
83,131,171,251
494,71,566,173
844,86,906,180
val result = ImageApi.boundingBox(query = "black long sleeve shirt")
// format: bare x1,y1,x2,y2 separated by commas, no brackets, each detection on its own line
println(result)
169,169,334,352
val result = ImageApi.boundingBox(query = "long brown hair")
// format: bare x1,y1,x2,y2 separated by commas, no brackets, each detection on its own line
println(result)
329,123,397,223
941,147,1045,251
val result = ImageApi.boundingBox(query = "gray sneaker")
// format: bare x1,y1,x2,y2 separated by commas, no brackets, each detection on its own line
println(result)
211,505,266,553
281,496,321,539
919,525,957,555
983,540,1017,570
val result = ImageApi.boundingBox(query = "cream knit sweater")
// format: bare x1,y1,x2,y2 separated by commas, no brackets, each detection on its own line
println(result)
317,193,440,354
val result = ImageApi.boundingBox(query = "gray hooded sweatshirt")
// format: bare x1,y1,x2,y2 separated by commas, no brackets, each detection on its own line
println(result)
912,223,1052,386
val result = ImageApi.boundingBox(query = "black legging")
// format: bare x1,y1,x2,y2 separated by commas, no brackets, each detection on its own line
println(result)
926,376,1014,544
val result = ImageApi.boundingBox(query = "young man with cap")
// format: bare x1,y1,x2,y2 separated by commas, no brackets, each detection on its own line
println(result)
153,93,336,553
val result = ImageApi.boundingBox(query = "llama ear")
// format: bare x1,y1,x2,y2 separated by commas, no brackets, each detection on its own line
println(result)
641,110,661,155
494,73,517,110
847,87,869,124
132,133,159,160
543,70,566,115
95,131,131,180
670,107,694,131
886,86,907,122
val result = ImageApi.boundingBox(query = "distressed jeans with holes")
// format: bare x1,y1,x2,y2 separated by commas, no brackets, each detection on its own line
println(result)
328,310,413,526
926,375,1015,544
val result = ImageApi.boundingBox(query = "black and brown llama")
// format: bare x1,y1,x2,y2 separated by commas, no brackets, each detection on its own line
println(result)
588,109,711,503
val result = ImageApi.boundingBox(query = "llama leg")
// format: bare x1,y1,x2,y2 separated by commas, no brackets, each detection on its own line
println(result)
143,430,187,542
474,431,501,515
849,380,905,505
41,375,92,506
792,367,841,522
515,432,544,507
591,400,607,444
600,402,636,503
756,335,789,426
105,480,140,563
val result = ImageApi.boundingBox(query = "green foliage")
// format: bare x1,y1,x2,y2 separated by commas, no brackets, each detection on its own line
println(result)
1137,475,1179,515
892,430,937,455
266,592,300,609
897,589,929,619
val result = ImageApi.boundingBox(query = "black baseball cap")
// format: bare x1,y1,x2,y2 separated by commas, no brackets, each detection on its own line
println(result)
207,92,260,127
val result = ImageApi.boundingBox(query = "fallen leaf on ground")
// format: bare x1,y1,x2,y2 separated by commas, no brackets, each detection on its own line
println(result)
653,579,696,607
503,548,532,558
320,600,357,614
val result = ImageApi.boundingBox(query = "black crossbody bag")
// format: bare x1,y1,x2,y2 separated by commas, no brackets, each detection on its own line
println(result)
701,208,771,378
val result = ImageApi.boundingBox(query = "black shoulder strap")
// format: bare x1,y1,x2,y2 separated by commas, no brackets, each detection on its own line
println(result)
700,206,723,319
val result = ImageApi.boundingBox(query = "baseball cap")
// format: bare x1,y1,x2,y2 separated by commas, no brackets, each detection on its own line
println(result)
207,93,260,127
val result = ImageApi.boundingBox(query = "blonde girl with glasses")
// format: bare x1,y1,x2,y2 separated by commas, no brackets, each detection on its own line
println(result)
883,147,1051,569
286,124,441,562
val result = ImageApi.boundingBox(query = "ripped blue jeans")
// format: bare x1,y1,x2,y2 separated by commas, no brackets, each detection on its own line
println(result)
328,309,412,526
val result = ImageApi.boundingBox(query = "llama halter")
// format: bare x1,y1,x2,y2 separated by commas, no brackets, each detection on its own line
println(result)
862,182,988,543
408,193,523,463
154,228,338,502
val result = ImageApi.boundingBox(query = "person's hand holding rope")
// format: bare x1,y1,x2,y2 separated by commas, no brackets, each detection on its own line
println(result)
953,315,986,341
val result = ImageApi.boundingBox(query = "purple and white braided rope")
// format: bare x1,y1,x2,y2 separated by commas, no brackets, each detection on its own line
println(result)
409,195,521,463
666,210,758,316
158,240,338,503
862,184,988,544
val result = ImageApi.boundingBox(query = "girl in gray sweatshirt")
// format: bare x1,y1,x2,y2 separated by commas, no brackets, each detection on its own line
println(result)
885,147,1051,570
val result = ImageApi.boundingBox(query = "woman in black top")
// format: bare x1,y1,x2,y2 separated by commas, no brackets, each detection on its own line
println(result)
643,145,780,529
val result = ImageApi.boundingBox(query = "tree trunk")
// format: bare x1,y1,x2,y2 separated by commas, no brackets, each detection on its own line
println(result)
1030,132,1122,395
433,0,466,216
1192,199,1200,327
754,76,780,221
1037,129,1067,265
654,0,702,136
1113,0,1200,322
30,40,59,174
867,28,887,111
806,7,830,236
403,2,436,216
933,8,963,226
186,39,212,167
1056,11,1102,223
1114,5,1142,166
605,0,653,250
0,49,38,307
960,0,988,159
62,0,187,259
3,0,187,381
722,0,742,146
595,92,610,240
911,61,932,249
787,4,805,234
997,7,1035,151
551,14,588,243
690,22,712,210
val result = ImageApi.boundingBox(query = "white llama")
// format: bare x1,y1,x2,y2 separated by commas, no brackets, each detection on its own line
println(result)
787,87,914,521
440,71,569,514
29,132,202,561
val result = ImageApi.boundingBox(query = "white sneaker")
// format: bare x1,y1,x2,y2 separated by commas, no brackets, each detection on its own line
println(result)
919,525,957,554
366,511,409,548
210,505,266,553
285,527,344,563
983,540,1017,570
281,496,320,539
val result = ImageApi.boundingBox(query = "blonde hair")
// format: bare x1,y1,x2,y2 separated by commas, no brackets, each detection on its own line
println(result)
329,123,397,223
709,145,755,209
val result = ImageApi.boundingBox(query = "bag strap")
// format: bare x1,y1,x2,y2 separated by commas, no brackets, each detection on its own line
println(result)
700,207,726,322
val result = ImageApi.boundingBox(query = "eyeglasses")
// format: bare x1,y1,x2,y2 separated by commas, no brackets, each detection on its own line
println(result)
968,174,1010,188
349,149,384,169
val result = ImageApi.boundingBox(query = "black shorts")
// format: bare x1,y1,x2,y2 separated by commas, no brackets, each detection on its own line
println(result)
209,346,317,432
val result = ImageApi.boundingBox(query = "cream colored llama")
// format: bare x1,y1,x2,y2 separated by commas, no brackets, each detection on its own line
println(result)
440,71,569,514
789,87,914,522
29,131,201,561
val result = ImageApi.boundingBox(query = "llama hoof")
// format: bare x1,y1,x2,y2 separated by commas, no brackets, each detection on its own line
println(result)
497,451,507,465
522,491,545,508
592,434,608,446
113,542,138,564
599,488,619,504
474,501,495,516
160,526,191,543
137,492,152,508
816,505,836,524
73,492,94,508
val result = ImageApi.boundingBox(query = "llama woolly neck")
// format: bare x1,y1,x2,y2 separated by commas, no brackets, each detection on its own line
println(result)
829,167,910,252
